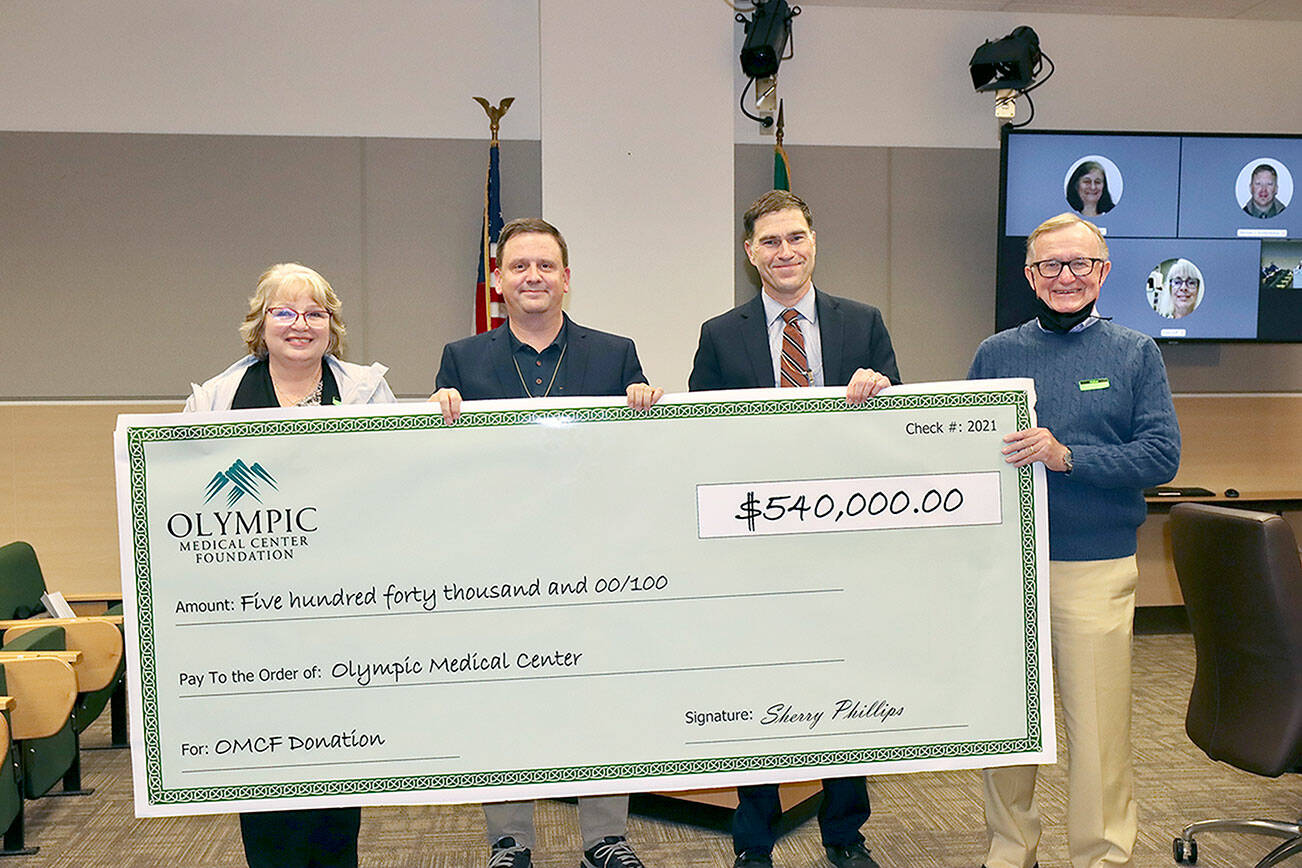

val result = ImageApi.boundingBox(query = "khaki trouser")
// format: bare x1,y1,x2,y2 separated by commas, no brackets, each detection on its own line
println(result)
983,556,1140,868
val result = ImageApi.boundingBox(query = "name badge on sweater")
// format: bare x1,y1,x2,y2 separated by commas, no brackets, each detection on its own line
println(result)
1078,378,1110,391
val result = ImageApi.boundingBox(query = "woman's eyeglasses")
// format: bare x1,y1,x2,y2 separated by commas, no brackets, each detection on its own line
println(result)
266,307,330,327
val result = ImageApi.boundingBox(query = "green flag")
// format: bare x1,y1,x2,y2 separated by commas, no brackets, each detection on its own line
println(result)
774,142,791,191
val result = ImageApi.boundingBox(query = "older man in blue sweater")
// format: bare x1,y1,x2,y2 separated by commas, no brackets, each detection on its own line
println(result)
969,213,1180,868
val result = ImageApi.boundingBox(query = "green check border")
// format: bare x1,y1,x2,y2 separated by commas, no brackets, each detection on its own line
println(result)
127,389,1039,805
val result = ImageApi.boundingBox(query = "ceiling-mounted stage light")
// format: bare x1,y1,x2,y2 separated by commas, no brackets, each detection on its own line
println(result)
736,1,801,129
970,25,1041,92
969,25,1054,127
738,0,799,79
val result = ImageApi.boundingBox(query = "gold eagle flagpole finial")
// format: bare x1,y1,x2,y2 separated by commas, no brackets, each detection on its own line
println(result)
473,97,515,145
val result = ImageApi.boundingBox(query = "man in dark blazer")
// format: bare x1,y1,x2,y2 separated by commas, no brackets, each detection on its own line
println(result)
430,218,660,868
436,316,645,400
689,190,899,868
433,219,656,408
689,290,899,392
690,193,899,398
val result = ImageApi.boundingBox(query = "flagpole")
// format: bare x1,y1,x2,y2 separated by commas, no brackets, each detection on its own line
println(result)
774,100,791,191
473,97,514,333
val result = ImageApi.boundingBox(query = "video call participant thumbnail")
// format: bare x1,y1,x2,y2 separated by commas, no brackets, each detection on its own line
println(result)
1066,160,1115,219
1244,163,1287,219
1152,258,1204,319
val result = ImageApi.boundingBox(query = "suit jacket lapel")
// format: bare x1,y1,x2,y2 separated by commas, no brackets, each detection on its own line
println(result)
490,325,520,398
739,295,774,387
815,290,845,386
561,316,592,394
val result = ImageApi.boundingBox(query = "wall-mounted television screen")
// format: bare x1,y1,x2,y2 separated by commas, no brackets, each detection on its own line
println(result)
997,127,1302,342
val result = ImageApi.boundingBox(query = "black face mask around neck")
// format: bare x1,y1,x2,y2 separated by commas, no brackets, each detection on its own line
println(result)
1034,296,1099,333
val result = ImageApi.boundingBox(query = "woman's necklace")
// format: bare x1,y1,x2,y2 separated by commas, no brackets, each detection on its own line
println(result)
513,343,567,398
274,373,323,407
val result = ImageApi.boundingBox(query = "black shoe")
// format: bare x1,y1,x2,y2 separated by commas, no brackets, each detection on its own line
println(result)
825,842,880,868
491,837,532,868
582,836,645,868
733,851,773,868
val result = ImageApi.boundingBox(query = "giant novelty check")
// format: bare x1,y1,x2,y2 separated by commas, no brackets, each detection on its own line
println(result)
114,380,1053,816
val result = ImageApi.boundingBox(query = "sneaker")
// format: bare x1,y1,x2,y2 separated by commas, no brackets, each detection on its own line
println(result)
582,836,645,868
825,842,880,868
733,852,773,868
491,837,532,868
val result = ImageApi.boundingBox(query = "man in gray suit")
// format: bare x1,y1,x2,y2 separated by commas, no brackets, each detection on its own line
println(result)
689,189,899,868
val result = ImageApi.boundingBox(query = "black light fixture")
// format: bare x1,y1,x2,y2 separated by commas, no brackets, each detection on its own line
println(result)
969,25,1042,92
738,0,799,80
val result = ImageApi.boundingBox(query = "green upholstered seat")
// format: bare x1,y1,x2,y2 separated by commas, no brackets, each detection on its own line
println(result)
0,542,126,739
1,627,79,799
0,669,29,854
0,543,47,621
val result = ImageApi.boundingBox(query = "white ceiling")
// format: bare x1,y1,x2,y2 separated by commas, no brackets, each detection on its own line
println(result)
799,0,1302,20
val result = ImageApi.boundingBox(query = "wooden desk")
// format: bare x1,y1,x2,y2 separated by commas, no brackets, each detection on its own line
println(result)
1138,493,1302,607
1136,393,1302,606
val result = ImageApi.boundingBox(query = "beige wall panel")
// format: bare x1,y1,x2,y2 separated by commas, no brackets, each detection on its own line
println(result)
362,139,541,396
0,132,546,400
0,409,15,546
889,148,1000,382
1166,394,1302,496
0,133,365,399
1162,341,1302,394
3,402,179,596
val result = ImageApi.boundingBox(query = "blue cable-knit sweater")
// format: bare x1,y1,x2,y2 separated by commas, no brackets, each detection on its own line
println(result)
969,320,1181,560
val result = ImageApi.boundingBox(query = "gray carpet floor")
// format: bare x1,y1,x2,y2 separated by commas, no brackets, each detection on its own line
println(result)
12,633,1302,868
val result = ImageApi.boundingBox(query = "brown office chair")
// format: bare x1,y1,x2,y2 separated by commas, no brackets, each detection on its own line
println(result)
1168,503,1302,867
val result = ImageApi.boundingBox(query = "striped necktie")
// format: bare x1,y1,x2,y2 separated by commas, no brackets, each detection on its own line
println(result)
779,308,811,387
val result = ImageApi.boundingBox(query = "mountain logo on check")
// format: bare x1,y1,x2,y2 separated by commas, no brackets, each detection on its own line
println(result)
205,460,278,507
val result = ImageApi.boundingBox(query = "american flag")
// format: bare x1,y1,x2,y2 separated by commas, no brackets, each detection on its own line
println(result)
474,139,505,333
